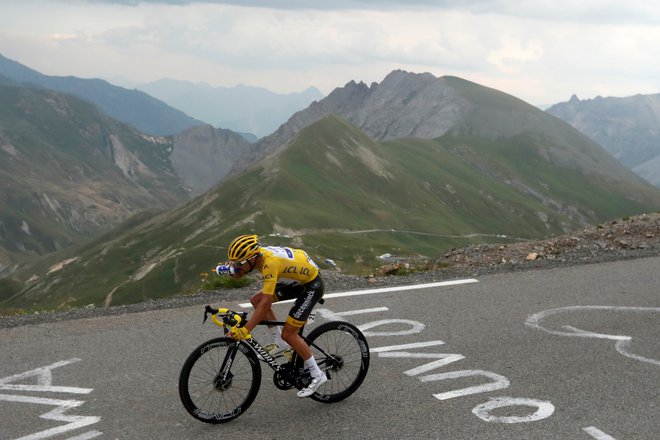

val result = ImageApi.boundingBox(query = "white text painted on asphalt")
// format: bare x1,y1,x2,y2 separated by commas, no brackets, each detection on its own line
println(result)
0,358,102,440
318,306,555,424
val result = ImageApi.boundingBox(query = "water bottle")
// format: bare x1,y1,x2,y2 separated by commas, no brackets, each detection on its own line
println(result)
215,264,235,276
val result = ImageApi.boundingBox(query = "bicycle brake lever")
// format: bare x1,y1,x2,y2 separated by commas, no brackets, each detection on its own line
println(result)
203,305,218,324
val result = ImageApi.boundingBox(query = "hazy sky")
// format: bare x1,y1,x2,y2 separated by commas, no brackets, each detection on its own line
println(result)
2,0,659,106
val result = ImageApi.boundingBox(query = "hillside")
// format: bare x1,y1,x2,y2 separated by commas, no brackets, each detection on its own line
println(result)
0,54,203,136
139,79,324,138
0,84,189,272
547,94,660,187
3,110,660,313
2,211,658,327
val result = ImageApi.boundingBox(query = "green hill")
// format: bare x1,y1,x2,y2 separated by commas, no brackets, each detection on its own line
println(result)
4,114,660,313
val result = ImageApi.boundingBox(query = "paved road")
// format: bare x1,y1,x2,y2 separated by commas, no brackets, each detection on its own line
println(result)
1,257,659,439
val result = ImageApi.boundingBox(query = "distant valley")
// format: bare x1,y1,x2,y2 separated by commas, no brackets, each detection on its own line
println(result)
138,79,324,138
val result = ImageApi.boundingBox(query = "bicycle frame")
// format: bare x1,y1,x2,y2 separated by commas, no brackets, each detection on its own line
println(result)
217,318,331,378
206,306,335,388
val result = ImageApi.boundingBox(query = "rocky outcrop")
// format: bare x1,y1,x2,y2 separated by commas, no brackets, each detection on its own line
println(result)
171,125,252,196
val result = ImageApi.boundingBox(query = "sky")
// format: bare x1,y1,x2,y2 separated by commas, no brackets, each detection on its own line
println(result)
2,0,660,106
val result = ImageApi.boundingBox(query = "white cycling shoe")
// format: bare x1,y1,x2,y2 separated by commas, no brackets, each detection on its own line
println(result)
297,374,327,398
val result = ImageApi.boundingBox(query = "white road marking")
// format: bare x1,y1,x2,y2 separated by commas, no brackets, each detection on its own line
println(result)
0,384,93,394
0,359,101,439
472,397,555,423
525,306,660,367
371,340,447,353
64,430,103,440
332,303,556,424
330,306,388,316
421,369,511,401
0,394,100,440
317,307,388,321
0,359,92,394
358,319,426,337
583,426,618,440
239,278,479,307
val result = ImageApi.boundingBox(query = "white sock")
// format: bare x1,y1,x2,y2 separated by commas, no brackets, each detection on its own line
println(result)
269,326,290,350
304,356,325,380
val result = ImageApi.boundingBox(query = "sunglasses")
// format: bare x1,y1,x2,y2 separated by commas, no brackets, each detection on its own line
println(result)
232,255,257,267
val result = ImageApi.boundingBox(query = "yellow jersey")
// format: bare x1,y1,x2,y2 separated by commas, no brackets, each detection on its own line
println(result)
260,246,319,295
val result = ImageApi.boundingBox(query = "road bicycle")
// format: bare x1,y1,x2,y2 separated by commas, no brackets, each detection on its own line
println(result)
178,303,370,423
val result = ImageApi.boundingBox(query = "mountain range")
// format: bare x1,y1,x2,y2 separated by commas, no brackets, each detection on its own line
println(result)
0,54,203,136
3,71,660,313
547,94,660,187
0,80,252,273
138,79,324,139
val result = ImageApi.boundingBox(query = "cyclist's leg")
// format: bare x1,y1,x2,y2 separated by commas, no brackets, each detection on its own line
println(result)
250,291,277,321
281,275,324,361
280,276,328,397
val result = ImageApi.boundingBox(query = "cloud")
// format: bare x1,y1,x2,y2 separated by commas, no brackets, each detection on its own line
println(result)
487,35,543,74
84,0,660,24
49,33,81,42
3,0,660,106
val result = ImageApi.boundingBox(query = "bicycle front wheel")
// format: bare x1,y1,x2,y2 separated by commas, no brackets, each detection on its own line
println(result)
178,337,261,423
301,321,370,403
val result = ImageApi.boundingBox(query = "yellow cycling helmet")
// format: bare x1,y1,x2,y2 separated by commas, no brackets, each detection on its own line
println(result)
227,234,261,262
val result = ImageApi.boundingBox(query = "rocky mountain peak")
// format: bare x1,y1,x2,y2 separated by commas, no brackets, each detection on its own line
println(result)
569,94,581,104
243,70,566,176
245,70,472,167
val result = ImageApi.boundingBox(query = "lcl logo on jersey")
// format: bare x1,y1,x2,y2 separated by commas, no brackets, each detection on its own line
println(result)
283,266,311,276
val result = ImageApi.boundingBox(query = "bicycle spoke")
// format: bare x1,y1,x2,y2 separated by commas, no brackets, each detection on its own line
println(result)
299,322,370,403
179,339,261,423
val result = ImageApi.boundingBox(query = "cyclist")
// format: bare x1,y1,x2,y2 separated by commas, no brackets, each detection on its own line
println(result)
219,234,327,398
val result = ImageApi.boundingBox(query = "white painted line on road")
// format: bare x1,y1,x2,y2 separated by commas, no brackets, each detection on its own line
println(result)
525,306,660,367
371,340,446,353
239,278,479,308
0,394,83,406
0,384,92,394
332,307,388,316
583,426,617,440
64,430,103,440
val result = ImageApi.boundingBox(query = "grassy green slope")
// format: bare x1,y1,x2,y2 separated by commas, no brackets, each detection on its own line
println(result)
4,114,660,312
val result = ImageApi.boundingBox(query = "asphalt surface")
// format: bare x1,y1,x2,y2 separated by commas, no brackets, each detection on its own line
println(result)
1,256,659,439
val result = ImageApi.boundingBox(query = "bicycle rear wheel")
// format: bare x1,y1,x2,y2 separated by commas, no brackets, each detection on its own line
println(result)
179,337,261,423
300,321,370,403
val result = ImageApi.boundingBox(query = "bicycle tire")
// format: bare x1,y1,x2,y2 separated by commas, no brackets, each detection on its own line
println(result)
299,321,370,403
179,337,261,423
